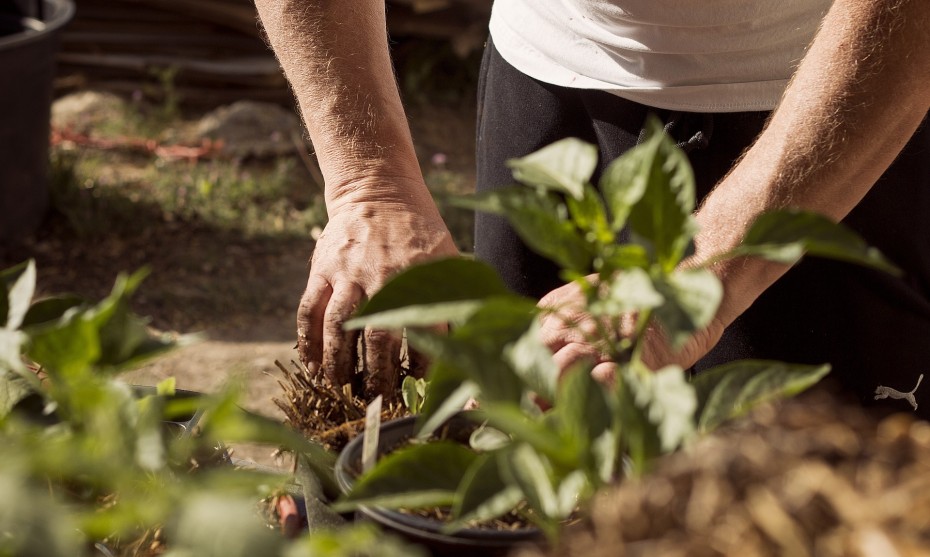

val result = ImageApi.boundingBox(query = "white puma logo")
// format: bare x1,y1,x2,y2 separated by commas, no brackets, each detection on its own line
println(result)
874,374,924,411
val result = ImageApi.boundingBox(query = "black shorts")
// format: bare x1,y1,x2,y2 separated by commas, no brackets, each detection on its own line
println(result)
474,38,930,416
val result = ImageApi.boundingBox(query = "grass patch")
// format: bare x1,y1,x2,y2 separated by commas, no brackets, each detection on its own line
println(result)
50,148,327,240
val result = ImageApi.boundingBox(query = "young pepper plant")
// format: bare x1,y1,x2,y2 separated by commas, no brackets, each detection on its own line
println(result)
337,118,897,539
0,261,354,557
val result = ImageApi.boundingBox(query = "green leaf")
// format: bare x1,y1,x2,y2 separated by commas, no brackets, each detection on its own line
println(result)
693,360,830,433
284,523,427,557
626,118,697,271
652,268,723,349
449,452,523,531
0,471,82,557
0,328,27,375
170,494,283,557
135,391,167,471
728,209,900,274
599,144,650,231
0,369,36,418
408,330,523,406
401,376,420,413
415,363,477,439
556,364,613,464
348,300,485,330
469,423,511,452
616,368,660,476
87,267,149,328
454,187,594,272
506,137,597,200
214,409,337,473
335,441,479,511
598,243,651,274
3,260,35,330
504,319,559,402
477,403,573,468
627,365,696,452
589,267,664,317
295,453,347,532
591,429,619,483
200,390,338,497
26,309,101,379
504,444,559,519
156,377,177,396
0,261,28,329
408,298,537,406
348,258,512,329
566,183,613,245
110,333,197,373
25,268,181,378
452,297,539,344
92,269,170,372
556,470,590,518
415,381,477,440
21,295,84,328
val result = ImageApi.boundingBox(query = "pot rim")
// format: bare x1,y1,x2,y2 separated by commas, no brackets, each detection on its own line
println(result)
335,412,542,542
0,0,75,50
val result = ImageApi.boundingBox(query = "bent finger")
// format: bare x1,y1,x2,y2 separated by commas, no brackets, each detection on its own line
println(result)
297,274,331,375
363,328,402,400
538,313,587,353
552,343,600,378
591,361,618,386
320,282,364,387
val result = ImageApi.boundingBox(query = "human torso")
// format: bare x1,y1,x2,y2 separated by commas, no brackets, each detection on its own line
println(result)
489,0,834,111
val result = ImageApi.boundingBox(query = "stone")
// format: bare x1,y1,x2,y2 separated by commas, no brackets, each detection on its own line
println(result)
193,100,304,158
51,90,128,135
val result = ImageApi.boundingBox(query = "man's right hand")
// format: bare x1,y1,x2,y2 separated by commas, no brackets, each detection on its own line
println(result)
253,0,460,398
296,183,458,400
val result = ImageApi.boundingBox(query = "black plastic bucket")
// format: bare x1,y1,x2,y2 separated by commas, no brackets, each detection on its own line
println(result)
0,0,74,242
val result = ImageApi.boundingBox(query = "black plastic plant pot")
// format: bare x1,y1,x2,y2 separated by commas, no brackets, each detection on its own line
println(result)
335,413,543,557
132,385,232,464
132,385,206,439
0,0,74,242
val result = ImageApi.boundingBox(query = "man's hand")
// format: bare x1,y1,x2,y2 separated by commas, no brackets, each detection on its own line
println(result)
538,275,724,383
297,188,457,399
253,1,456,398
538,277,618,383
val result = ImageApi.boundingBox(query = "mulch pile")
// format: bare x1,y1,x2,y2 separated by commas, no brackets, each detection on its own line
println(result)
516,390,930,557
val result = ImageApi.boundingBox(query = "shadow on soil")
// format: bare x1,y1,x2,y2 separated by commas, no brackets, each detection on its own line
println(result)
0,187,310,343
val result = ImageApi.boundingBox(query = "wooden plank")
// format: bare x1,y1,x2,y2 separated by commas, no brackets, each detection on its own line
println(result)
110,0,262,37
60,31,269,54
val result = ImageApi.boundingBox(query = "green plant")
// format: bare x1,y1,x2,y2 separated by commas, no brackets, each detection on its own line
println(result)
401,376,428,414
0,261,420,556
148,65,182,124
48,147,327,240
335,119,896,539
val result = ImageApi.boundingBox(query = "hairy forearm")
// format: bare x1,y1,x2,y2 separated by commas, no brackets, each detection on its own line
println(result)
695,0,930,328
254,0,426,210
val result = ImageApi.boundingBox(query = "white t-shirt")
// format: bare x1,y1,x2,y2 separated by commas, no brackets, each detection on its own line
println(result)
489,0,833,112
